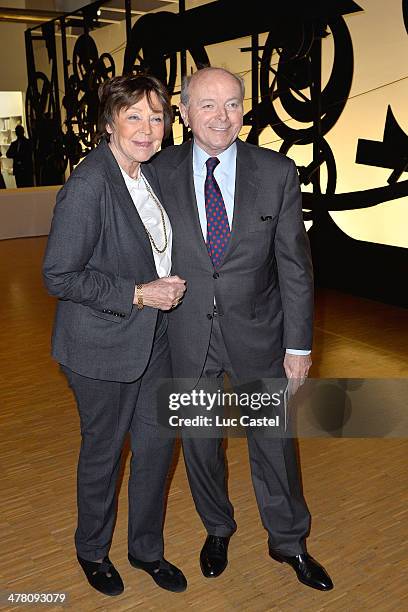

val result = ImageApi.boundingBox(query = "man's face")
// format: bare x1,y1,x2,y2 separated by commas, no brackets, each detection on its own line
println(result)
180,70,244,156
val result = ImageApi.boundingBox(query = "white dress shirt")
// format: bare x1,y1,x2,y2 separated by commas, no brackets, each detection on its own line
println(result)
120,166,172,278
192,141,310,356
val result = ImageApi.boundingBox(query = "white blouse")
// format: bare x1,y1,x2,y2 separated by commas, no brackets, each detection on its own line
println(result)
120,166,172,278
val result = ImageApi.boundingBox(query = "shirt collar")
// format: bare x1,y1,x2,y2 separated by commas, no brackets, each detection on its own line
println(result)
193,140,237,175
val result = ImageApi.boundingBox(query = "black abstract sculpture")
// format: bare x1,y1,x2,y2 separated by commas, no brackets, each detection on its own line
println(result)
64,33,115,153
357,107,408,184
24,0,407,306
356,0,408,187
25,22,66,185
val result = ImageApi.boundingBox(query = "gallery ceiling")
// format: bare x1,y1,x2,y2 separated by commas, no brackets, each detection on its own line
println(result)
0,0,177,26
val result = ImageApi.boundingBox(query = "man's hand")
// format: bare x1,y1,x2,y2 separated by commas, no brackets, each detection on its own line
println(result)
283,353,312,396
134,276,186,311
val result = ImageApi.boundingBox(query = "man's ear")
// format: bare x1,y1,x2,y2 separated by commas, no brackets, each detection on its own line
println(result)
179,103,189,128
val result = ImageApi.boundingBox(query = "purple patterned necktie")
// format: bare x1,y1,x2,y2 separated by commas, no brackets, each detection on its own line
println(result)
204,157,231,267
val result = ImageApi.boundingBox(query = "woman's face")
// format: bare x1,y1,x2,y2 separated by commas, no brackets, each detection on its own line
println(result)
107,92,165,166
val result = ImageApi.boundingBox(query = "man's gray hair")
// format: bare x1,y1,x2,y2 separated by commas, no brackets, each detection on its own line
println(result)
180,67,245,107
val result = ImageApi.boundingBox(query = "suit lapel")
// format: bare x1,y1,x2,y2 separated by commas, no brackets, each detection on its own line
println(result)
221,139,259,266
170,141,213,269
140,160,163,204
99,139,156,270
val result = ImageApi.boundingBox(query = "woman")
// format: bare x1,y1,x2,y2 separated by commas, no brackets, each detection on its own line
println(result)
43,75,186,596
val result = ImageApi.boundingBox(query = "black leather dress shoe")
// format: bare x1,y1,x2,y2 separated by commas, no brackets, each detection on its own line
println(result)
77,555,124,596
200,535,230,578
269,549,333,591
128,553,187,592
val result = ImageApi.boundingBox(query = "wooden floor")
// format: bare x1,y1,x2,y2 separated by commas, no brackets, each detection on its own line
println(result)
0,236,407,612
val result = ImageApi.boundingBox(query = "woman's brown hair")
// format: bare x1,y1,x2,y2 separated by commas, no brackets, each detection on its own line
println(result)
98,74,173,140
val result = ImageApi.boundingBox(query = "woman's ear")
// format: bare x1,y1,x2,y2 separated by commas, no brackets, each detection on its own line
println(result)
106,123,113,134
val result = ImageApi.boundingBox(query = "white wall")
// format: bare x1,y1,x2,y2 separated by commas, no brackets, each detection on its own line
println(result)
0,0,25,6
0,91,23,118
0,1,27,90
0,186,59,239
0,24,28,91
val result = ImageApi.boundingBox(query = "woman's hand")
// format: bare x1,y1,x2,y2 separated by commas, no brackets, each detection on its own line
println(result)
134,275,186,311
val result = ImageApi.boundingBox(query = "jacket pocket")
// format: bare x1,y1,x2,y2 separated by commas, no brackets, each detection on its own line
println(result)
88,309,123,323
248,215,277,232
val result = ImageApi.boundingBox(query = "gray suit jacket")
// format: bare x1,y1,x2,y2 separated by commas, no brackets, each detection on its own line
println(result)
43,139,163,382
149,138,313,384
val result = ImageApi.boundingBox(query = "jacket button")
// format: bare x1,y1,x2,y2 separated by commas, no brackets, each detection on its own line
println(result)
213,272,219,279
207,313,213,320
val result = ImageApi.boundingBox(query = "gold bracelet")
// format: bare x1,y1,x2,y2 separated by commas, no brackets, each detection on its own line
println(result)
136,284,144,310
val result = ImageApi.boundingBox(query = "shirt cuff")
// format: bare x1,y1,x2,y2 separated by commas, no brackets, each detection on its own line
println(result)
285,349,311,355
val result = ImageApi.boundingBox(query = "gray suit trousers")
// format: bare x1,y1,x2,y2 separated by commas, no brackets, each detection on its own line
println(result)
62,315,174,562
182,314,311,556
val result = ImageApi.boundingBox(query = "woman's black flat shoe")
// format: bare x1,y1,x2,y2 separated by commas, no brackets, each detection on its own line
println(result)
128,553,187,592
77,555,124,596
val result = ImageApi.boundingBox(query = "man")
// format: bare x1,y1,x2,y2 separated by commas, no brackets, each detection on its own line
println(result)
150,67,333,591
6,124,34,187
